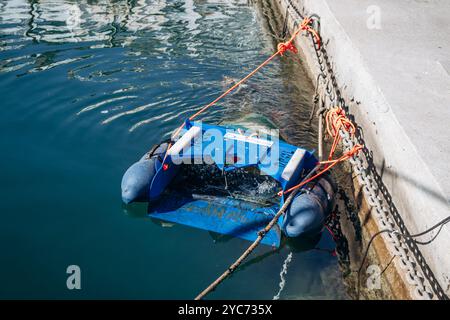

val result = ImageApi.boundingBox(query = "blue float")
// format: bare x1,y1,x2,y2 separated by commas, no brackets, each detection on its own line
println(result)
121,120,336,247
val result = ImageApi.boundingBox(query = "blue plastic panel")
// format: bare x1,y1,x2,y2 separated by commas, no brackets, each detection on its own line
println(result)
171,120,316,192
149,192,282,247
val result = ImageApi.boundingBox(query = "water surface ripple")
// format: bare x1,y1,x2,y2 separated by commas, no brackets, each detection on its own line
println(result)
0,0,347,299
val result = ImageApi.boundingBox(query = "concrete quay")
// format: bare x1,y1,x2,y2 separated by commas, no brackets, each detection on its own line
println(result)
274,0,450,298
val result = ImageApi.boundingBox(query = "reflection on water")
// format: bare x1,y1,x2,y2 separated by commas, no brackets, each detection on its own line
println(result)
0,0,347,299
1,0,169,44
0,0,316,145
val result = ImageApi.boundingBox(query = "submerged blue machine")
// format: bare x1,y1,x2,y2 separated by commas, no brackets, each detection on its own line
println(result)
121,120,336,247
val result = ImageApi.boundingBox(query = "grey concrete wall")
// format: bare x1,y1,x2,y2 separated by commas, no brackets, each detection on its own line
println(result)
275,0,450,297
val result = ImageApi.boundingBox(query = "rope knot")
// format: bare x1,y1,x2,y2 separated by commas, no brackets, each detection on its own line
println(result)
277,41,298,56
326,107,356,138
300,17,321,49
300,17,312,30
345,144,363,158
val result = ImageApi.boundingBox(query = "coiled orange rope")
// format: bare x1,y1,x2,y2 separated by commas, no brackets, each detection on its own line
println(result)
325,106,356,160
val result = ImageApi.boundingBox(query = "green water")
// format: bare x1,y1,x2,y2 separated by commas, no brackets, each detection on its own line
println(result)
0,0,347,299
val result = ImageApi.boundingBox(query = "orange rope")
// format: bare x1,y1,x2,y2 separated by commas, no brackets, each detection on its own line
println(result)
171,17,320,139
160,17,356,202
165,18,326,180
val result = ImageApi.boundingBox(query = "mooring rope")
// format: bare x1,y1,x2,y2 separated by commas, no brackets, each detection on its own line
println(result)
161,18,322,180
170,17,319,141
273,252,293,300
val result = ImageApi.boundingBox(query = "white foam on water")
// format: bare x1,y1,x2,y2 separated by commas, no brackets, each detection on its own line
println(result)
273,252,293,300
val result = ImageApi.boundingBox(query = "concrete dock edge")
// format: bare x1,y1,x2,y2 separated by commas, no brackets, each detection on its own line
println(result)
273,0,450,299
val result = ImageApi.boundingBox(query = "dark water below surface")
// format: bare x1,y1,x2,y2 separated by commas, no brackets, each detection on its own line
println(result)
0,0,348,299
